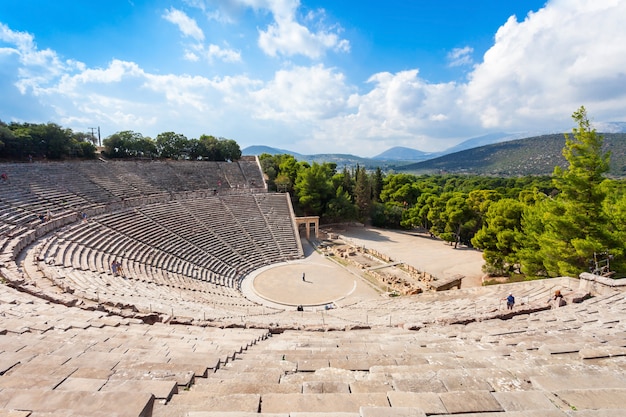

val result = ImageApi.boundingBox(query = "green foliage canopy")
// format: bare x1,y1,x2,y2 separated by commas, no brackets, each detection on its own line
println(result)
0,121,97,160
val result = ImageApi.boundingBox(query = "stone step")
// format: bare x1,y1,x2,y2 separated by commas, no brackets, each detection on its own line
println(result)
388,390,504,415
260,393,390,413
0,389,154,417
554,388,626,412
167,393,261,413
193,380,301,395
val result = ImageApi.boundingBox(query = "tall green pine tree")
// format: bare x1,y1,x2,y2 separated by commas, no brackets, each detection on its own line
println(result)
535,106,613,276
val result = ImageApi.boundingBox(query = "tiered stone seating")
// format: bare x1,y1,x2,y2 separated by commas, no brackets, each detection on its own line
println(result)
254,193,301,257
0,281,269,416
152,295,626,416
217,160,249,189
1,159,305,331
239,156,266,190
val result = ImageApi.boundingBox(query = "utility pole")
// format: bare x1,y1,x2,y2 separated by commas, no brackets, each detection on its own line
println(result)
88,127,102,146
88,127,97,145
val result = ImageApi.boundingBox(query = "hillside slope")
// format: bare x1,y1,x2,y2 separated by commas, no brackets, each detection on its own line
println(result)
399,133,626,177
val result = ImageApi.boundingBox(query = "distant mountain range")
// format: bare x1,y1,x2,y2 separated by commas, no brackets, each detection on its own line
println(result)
243,122,626,175
397,133,626,177
244,145,302,158
371,146,434,162
243,133,527,169
369,133,535,162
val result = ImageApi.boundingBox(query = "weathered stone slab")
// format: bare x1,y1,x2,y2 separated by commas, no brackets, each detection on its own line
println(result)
434,411,567,416
492,391,559,411
65,352,121,371
191,381,301,395
531,375,626,391
360,406,426,416
0,410,31,417
558,411,621,417
392,376,447,393
224,359,297,374
167,352,222,373
555,388,626,410
3,389,154,417
580,345,626,359
349,381,393,393
111,362,195,386
55,377,107,392
0,374,66,390
168,393,261,412
370,365,441,375
387,392,447,415
302,381,350,394
469,368,526,392
210,369,284,383
439,374,493,392
70,367,114,379
18,354,71,368
297,359,330,372
288,413,359,417
330,356,393,371
438,390,503,414
0,352,25,375
538,344,581,355
185,413,288,417
394,355,430,366
1,319,34,334
101,378,178,401
279,367,359,384
260,393,389,413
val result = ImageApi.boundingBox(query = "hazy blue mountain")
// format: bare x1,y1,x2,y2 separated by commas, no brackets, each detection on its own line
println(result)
372,146,434,161
242,145,403,169
243,127,626,175
594,121,626,133
242,145,302,157
442,132,527,155
398,132,626,177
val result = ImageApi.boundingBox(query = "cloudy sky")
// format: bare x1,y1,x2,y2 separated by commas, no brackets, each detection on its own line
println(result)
1,0,625,156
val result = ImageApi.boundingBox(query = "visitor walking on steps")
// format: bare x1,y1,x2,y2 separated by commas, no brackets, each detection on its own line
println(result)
505,293,515,310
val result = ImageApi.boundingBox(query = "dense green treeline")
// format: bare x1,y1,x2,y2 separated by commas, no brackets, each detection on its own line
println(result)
0,121,241,161
0,121,97,159
261,107,626,278
103,131,241,161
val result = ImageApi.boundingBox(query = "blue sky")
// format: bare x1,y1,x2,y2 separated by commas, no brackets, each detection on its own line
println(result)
1,0,625,156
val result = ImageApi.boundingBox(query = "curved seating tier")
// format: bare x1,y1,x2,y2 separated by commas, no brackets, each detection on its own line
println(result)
1,160,302,324
6,274,625,416
0,282,270,416
0,159,265,229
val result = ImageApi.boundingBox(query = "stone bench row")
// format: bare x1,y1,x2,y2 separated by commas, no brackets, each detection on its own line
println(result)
0,285,270,414
153,321,626,416
40,266,268,322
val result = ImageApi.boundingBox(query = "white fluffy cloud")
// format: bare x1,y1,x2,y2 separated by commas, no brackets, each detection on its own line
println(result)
258,18,348,58
447,46,474,68
206,44,242,63
250,64,352,120
307,70,462,154
463,0,626,130
163,8,241,64
163,8,205,41
204,0,350,59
